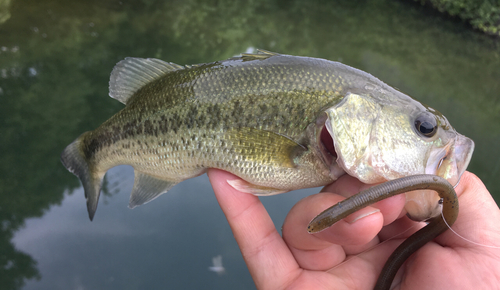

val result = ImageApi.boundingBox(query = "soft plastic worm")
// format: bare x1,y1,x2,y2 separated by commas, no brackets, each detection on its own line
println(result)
307,175,458,290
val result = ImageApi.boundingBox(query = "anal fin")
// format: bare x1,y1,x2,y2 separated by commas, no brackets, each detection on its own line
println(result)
129,172,178,208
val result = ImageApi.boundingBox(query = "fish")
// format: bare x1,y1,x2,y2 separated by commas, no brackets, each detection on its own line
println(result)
60,50,474,222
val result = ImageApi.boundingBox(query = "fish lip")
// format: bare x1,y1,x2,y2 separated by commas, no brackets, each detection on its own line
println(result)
451,134,475,186
425,133,474,187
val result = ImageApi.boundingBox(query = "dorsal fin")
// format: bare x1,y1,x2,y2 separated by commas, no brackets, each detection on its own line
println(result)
240,49,279,61
109,57,184,104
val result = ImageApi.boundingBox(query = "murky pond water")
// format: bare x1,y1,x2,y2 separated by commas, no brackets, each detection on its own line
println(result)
1,1,499,289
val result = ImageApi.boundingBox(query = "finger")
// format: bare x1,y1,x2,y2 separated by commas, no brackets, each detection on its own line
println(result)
289,192,384,246
436,171,500,248
310,174,406,245
328,239,404,289
282,190,384,271
282,174,407,273
377,215,425,242
207,169,300,289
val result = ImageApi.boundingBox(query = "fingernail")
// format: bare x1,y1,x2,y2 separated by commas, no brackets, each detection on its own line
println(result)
347,209,380,224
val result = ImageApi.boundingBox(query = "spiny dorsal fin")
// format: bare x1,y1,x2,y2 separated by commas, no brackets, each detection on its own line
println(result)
240,49,279,61
109,57,184,104
184,64,203,69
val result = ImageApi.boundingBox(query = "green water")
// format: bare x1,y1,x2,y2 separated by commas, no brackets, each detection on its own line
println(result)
0,0,499,289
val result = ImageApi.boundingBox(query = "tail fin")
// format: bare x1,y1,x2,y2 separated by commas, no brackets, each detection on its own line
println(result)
61,134,103,221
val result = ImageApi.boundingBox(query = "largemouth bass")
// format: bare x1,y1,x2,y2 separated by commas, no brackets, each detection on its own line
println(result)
61,50,473,222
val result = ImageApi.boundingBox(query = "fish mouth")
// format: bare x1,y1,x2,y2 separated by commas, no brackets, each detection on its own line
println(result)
320,125,337,161
426,133,475,188
316,118,344,180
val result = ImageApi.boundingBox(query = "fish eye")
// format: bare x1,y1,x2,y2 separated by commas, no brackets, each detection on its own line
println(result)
414,113,437,137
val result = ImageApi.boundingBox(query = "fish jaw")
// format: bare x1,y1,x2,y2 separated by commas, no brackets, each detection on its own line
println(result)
405,133,474,221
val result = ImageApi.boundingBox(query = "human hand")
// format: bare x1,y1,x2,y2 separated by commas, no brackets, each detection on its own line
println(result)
208,169,500,289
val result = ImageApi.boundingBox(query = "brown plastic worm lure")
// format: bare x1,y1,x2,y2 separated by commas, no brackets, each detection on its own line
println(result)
308,174,458,290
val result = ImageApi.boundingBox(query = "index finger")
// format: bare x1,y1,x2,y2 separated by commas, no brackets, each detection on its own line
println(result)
207,169,301,289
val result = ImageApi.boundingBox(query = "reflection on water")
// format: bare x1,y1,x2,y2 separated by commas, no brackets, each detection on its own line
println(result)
0,0,499,289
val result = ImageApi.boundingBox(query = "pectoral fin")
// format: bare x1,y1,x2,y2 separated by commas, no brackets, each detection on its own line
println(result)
224,127,307,195
229,127,307,169
129,172,178,208
227,179,288,196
